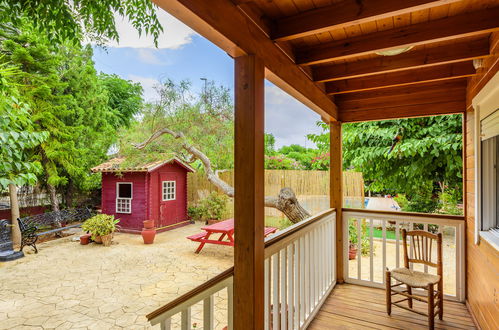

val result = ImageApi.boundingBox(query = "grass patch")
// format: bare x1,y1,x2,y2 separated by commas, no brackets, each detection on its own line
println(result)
372,227,397,240
265,216,293,230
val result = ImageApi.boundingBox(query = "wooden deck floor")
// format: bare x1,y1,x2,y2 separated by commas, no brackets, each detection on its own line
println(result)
309,284,476,330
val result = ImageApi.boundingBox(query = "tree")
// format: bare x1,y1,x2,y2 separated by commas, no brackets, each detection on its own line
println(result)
1,22,142,209
99,73,143,129
0,0,162,46
0,61,48,244
121,79,311,223
307,116,463,212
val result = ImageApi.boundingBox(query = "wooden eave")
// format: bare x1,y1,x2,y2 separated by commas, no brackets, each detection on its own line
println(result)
155,0,499,123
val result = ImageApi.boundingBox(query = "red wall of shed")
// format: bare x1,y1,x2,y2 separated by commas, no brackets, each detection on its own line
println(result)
101,172,147,231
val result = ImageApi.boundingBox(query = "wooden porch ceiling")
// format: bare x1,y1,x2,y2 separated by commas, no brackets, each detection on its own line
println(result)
155,0,499,122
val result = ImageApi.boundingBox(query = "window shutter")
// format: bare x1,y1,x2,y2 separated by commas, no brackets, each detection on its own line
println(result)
480,109,499,141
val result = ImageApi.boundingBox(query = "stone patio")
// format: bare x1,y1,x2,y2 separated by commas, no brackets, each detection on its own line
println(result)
0,223,233,329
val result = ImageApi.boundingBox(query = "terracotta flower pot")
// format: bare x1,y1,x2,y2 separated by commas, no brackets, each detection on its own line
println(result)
80,234,91,245
141,228,156,244
207,219,221,225
143,220,155,229
101,234,113,247
349,247,358,260
93,235,102,244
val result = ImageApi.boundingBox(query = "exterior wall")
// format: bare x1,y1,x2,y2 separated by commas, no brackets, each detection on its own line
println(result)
148,163,188,228
101,172,147,232
465,32,499,330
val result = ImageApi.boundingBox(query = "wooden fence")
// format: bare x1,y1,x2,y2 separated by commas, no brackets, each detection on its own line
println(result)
187,170,364,218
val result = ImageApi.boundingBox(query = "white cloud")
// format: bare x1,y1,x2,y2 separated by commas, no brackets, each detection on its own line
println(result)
128,74,161,102
136,49,168,65
107,9,196,49
265,84,323,148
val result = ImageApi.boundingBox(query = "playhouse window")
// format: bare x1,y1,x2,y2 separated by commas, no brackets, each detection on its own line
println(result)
116,182,132,213
162,181,176,201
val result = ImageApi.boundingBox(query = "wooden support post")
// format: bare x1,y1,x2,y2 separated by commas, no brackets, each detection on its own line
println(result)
234,54,265,329
330,121,343,283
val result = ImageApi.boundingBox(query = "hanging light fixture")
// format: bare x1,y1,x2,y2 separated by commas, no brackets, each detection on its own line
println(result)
375,46,414,56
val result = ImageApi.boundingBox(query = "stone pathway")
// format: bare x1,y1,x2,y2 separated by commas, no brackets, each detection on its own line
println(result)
0,223,233,329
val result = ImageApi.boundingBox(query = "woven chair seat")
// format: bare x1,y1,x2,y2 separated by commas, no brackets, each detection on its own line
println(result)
391,267,440,288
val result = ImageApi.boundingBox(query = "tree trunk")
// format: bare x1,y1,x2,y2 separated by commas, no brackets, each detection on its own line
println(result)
8,184,21,246
47,184,62,228
135,128,311,223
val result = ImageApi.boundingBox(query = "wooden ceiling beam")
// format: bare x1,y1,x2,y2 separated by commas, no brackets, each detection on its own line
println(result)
314,38,489,82
326,61,476,95
336,80,466,111
337,80,466,122
339,101,465,122
153,0,338,120
273,0,461,42
296,7,499,66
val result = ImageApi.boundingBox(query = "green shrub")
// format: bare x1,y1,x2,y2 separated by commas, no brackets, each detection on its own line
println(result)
82,214,119,240
348,219,371,256
437,189,463,215
189,192,229,221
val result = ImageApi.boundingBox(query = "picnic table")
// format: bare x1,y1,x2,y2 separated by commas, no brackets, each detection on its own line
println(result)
187,218,277,253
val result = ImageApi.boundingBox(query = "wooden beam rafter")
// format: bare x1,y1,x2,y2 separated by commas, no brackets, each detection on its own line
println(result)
153,0,338,120
273,0,461,41
313,38,489,82
337,80,466,122
326,61,476,95
296,7,499,66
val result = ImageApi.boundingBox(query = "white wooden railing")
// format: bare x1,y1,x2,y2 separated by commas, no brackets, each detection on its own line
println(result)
342,208,465,301
147,268,234,329
264,209,337,329
147,209,337,329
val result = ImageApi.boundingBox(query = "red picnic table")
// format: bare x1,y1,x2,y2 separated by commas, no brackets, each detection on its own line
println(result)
187,218,278,253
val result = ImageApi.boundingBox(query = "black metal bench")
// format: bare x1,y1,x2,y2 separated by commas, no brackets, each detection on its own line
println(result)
17,207,93,253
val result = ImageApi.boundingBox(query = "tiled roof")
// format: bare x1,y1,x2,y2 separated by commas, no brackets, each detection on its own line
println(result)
91,156,195,173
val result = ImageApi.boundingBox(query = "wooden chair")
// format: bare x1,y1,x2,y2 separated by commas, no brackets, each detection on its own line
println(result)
385,229,443,329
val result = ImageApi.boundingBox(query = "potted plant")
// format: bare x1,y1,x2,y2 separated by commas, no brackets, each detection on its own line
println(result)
348,221,359,260
82,214,120,247
348,220,371,260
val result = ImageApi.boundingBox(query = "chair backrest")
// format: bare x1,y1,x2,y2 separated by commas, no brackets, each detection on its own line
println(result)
402,229,442,276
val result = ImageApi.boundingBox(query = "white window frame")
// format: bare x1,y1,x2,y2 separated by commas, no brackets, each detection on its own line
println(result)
472,71,499,251
162,181,176,201
116,182,133,214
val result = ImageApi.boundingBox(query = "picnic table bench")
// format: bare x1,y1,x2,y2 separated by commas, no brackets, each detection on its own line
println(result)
187,218,277,253
17,207,93,253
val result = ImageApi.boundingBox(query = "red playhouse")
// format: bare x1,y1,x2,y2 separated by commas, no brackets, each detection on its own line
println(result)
91,156,195,233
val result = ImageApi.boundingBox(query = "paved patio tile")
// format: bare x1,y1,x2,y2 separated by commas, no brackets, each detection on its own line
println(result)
0,223,233,329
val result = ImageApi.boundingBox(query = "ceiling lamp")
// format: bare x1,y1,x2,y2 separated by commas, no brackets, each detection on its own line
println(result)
375,46,414,56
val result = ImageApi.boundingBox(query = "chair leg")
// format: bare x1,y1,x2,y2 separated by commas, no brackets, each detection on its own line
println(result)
428,283,435,330
385,270,391,315
407,284,413,308
438,280,443,320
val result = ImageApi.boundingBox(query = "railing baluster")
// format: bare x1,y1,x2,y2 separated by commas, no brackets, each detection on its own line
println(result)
306,232,312,316
228,283,233,330
181,308,191,330
382,219,386,284
161,319,171,330
396,221,400,269
357,217,362,280
280,248,287,330
203,295,214,330
272,253,280,330
287,244,293,330
299,236,305,325
294,240,300,329
264,257,270,330
369,218,374,283
423,223,428,273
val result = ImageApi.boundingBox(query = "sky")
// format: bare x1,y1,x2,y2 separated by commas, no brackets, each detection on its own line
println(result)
92,10,323,148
